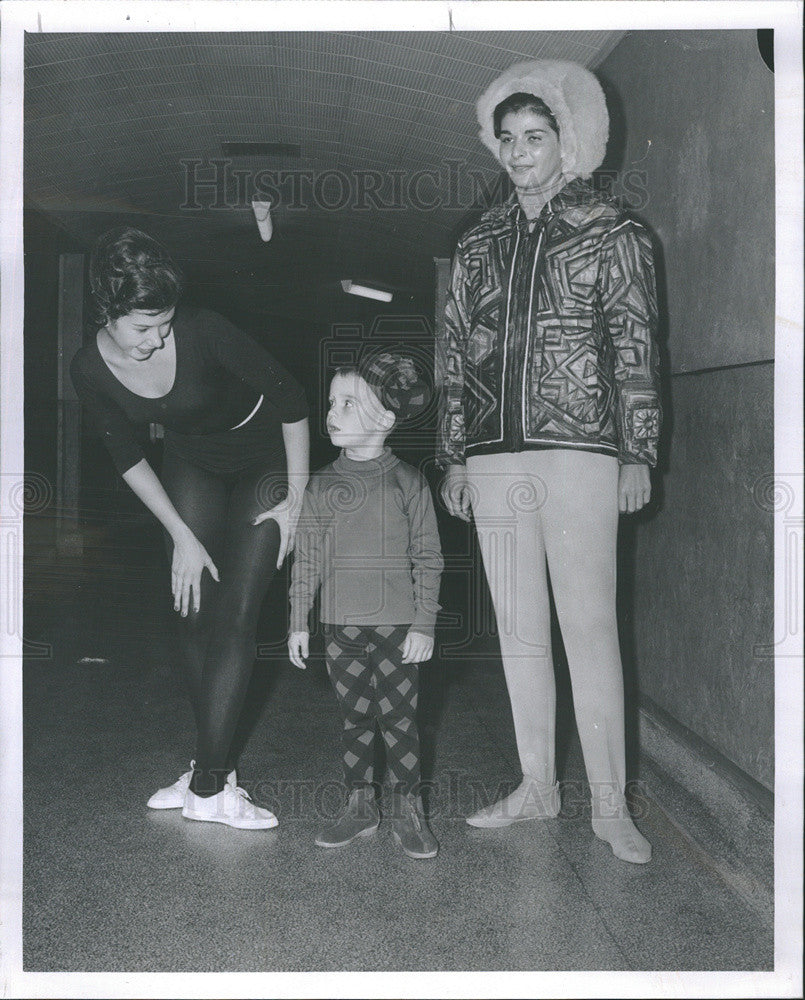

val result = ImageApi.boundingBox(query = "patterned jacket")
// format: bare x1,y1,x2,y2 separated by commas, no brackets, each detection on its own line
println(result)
436,178,662,467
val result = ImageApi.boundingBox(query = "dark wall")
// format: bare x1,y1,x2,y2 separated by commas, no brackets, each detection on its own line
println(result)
25,213,143,521
600,31,775,788
628,363,774,784
601,30,775,372
24,211,65,496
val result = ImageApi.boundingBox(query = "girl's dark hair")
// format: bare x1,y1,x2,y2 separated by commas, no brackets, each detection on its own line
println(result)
493,92,560,139
88,227,183,325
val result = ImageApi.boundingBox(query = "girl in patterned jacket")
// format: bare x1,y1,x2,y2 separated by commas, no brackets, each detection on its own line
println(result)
437,60,662,863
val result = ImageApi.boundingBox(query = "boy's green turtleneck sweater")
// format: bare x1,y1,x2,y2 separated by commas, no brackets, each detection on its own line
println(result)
290,447,443,636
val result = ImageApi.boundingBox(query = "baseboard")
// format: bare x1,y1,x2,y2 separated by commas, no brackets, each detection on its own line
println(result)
637,696,774,928
639,694,773,816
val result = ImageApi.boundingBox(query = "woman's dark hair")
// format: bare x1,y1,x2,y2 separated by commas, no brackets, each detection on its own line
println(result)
493,92,560,139
88,226,183,325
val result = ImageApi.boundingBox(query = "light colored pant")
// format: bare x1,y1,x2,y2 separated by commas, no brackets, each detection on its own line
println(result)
466,450,626,801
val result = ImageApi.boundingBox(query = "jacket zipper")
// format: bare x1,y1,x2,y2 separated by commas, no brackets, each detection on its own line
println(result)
503,218,545,452
521,226,545,447
500,225,522,450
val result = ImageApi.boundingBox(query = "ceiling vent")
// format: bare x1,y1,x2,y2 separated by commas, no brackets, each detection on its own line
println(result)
221,142,301,158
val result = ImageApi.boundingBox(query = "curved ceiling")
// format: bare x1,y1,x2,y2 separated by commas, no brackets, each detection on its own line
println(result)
25,30,625,318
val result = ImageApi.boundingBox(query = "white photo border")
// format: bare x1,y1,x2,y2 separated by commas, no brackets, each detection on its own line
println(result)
1,2,802,997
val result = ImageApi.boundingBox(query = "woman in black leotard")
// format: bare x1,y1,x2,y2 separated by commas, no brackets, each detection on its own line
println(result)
70,227,309,829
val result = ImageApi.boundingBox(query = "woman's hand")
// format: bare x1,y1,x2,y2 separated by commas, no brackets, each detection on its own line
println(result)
171,526,220,616
121,459,220,615
618,463,651,513
441,464,472,522
252,496,301,568
402,630,435,664
288,631,309,669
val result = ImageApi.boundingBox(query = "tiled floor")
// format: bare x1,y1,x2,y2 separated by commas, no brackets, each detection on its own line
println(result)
22,519,773,972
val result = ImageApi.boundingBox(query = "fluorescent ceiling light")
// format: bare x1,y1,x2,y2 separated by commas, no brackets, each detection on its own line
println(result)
341,280,392,303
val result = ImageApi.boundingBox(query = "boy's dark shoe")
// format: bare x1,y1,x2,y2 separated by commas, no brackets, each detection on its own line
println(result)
314,785,380,848
390,792,438,859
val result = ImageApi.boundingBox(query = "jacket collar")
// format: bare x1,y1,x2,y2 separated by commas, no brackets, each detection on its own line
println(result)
495,177,607,227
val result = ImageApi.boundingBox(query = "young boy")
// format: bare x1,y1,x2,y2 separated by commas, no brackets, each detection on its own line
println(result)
288,352,443,859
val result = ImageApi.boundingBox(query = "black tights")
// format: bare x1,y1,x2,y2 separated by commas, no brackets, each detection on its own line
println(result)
161,449,281,795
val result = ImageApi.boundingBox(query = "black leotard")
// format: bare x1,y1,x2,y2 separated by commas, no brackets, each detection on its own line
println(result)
70,306,308,474
70,307,309,796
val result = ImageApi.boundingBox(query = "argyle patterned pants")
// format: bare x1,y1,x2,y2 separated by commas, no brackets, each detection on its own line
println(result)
323,624,420,793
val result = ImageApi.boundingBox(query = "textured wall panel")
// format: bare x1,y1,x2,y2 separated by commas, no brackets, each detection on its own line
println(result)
596,31,776,789
629,364,774,789
600,31,774,372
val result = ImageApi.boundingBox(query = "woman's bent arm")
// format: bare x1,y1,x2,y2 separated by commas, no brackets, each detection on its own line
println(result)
283,417,310,514
122,458,219,615
282,416,310,562
122,458,190,538
252,417,310,566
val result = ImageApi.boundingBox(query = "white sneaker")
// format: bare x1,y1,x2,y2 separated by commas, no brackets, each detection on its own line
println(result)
182,781,278,830
146,761,236,810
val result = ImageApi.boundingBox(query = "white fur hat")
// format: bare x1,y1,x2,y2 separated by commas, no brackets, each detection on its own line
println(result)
475,59,609,180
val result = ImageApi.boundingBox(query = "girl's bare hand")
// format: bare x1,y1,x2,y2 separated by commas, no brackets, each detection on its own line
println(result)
618,464,651,513
288,631,309,669
440,465,472,522
402,630,435,664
